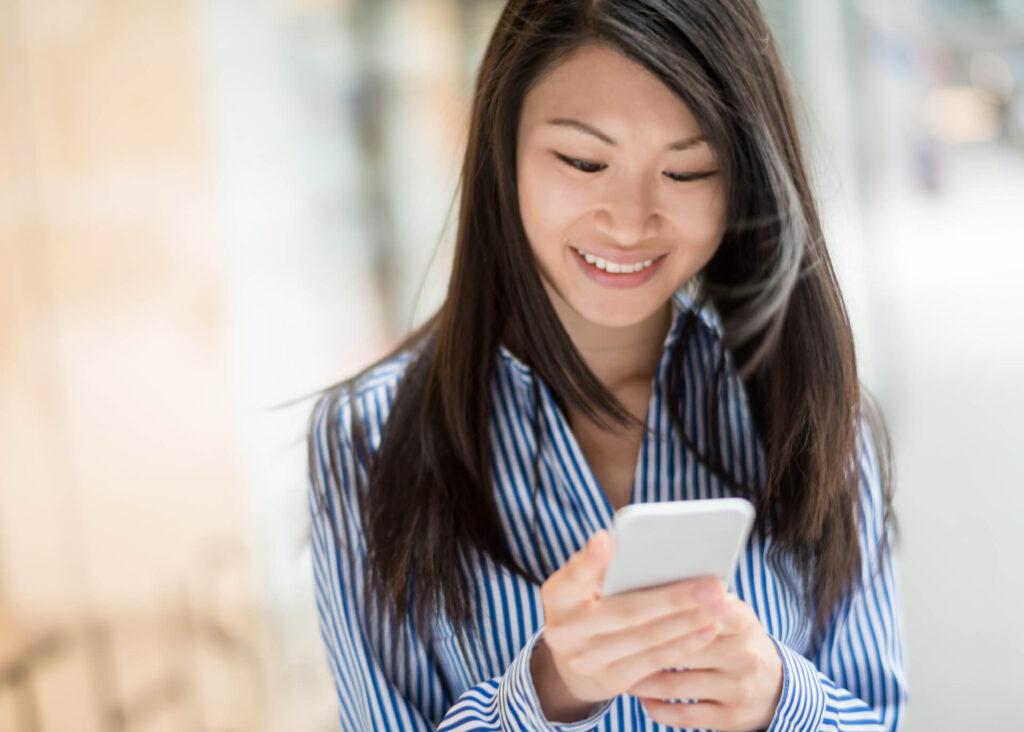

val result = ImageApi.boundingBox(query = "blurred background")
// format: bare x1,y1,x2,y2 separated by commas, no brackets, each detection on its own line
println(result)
1,0,1022,730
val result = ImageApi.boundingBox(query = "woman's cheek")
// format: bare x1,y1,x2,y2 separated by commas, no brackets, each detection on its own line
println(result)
520,165,567,225
533,174,590,229
672,186,728,246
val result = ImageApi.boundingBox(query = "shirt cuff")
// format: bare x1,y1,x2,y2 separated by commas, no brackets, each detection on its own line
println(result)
764,635,827,732
499,625,615,731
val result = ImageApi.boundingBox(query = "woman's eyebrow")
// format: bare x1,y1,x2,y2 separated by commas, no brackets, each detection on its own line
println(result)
545,117,706,151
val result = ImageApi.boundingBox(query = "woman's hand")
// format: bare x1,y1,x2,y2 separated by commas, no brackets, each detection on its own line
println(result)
626,591,784,731
531,529,729,721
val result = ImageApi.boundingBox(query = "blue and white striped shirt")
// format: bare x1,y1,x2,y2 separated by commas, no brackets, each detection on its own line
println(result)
308,288,908,731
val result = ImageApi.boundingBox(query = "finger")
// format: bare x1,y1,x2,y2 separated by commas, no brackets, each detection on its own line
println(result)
581,575,725,634
570,606,718,669
628,668,734,703
668,629,747,672
707,593,755,637
640,697,736,731
545,529,614,615
604,622,719,689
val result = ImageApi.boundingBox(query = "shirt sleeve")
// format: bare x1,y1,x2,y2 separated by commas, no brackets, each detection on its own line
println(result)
764,416,909,732
308,391,616,731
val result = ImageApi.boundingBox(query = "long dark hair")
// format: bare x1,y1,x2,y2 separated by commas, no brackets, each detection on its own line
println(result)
309,0,896,669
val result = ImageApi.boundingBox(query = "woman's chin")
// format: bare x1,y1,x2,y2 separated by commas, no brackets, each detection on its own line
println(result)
566,296,658,331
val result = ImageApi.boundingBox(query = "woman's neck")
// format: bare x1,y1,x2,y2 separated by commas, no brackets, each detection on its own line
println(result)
547,291,673,393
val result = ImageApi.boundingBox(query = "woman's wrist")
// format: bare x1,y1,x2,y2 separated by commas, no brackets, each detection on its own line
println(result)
530,635,607,722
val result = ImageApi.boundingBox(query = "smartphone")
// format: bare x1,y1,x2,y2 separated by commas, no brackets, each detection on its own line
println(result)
599,497,756,597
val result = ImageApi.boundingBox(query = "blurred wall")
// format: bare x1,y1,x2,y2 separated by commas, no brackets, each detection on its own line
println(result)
0,2,273,730
0,0,250,620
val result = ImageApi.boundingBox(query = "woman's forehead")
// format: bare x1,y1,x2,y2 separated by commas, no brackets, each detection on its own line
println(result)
520,45,703,142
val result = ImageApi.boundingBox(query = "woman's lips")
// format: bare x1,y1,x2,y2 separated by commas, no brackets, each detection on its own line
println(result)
570,247,668,289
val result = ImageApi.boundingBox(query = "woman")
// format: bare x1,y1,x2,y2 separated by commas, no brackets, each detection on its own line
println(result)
307,0,908,730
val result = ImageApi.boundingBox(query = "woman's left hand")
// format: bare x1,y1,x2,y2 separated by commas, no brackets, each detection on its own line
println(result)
626,591,784,732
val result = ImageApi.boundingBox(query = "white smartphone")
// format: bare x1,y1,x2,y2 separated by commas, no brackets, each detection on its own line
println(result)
599,497,756,597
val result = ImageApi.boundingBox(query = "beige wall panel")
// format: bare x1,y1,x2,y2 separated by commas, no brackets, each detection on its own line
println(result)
0,0,252,616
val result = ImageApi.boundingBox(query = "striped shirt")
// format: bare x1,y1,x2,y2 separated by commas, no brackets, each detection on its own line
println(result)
308,287,908,731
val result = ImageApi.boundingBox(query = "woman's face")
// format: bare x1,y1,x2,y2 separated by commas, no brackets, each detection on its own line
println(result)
516,43,728,330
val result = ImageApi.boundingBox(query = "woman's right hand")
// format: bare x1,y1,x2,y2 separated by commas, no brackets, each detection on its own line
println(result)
530,528,729,721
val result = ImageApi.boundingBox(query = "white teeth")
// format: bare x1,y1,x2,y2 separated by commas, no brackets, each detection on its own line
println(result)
574,247,658,274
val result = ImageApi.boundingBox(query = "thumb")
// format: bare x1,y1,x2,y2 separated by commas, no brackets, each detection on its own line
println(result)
587,528,611,563
550,529,614,613
566,529,611,582
584,529,614,597
579,528,613,584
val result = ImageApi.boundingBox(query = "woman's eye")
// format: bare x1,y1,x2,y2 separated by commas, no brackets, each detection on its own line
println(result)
555,153,605,174
554,153,716,183
664,170,717,183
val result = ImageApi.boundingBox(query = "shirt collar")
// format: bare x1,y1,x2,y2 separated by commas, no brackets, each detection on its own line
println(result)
497,286,723,377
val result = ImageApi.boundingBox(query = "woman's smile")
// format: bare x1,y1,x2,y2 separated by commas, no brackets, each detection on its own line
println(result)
569,244,669,289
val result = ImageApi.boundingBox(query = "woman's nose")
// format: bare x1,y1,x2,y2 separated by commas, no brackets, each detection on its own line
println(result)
596,177,660,243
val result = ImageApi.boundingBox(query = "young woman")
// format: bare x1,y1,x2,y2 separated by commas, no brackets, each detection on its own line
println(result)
307,1,908,730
